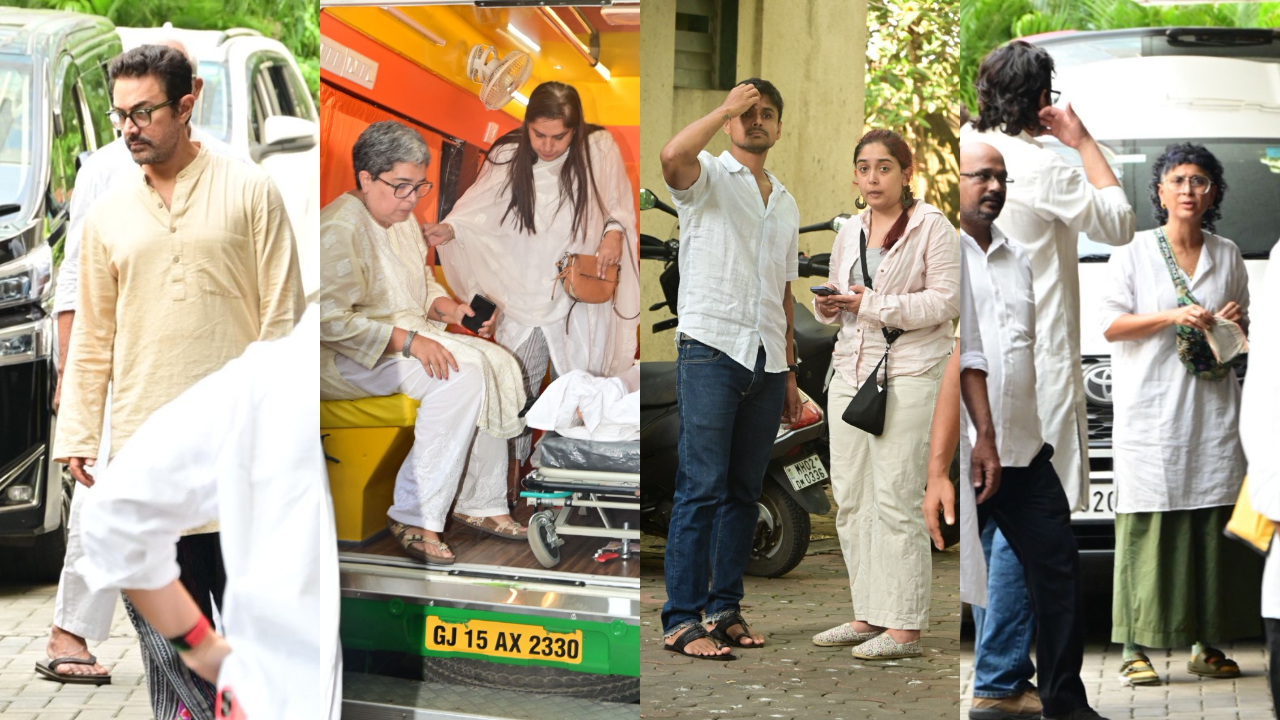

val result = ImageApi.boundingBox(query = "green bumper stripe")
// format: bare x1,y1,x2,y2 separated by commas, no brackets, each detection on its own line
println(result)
341,597,640,677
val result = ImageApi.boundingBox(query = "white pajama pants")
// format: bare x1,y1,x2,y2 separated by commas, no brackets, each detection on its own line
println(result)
336,354,507,532
828,359,945,631
53,392,114,642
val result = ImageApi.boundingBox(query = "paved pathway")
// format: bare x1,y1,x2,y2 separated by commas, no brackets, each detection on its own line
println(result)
0,582,151,719
641,500,961,719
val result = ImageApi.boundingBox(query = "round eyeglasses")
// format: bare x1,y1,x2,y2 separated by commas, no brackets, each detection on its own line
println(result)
1163,174,1213,196
106,99,175,130
375,176,434,200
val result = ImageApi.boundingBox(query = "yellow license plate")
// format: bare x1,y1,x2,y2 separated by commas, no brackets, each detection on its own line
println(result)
425,617,584,665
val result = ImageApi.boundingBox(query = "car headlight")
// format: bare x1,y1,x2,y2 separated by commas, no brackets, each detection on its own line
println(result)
0,241,52,311
0,318,50,367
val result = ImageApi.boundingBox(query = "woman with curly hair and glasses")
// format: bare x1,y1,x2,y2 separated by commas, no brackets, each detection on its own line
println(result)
1101,142,1258,687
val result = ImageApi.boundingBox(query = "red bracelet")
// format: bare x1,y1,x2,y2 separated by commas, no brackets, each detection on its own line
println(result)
168,614,212,653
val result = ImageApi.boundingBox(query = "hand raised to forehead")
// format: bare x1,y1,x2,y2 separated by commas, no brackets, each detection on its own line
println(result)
721,83,761,119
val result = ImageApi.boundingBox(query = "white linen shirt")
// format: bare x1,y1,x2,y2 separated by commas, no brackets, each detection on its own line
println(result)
55,129,247,314
1101,229,1249,513
1243,241,1280,618
76,305,342,720
668,150,799,372
960,125,1136,511
957,226,1044,467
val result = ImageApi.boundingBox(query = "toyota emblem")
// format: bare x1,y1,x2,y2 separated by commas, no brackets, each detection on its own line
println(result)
1083,363,1113,405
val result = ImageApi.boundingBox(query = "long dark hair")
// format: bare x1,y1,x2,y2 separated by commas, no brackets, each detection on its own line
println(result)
854,128,916,253
488,82,607,242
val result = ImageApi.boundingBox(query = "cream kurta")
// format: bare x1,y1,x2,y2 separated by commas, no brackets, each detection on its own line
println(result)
54,147,304,463
319,193,525,439
437,130,640,378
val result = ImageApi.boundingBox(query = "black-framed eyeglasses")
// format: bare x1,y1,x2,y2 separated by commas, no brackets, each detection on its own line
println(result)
959,171,1014,186
1048,88,1061,105
375,176,434,200
106,99,175,130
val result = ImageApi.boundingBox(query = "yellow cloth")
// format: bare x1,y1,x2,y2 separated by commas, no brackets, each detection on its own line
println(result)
54,146,305,464
1227,476,1274,554
318,193,525,439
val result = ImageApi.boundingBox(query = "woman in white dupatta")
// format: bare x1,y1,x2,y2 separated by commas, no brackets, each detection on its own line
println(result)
430,81,640,468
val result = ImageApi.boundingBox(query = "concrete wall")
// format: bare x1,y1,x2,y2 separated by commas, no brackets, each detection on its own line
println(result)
639,0,870,361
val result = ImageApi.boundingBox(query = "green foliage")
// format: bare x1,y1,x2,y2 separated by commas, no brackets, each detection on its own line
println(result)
13,0,319,101
866,0,962,218
959,0,1280,112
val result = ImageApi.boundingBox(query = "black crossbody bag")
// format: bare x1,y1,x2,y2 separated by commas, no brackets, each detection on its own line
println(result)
841,229,904,436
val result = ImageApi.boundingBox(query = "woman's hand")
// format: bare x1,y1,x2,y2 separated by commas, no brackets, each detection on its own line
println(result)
453,303,499,339
595,230,624,278
814,283,841,317
1169,303,1215,333
1217,301,1243,325
421,222,455,247
410,335,460,379
828,285,865,315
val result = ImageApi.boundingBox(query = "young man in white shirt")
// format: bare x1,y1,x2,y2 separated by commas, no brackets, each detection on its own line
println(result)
957,143,1100,720
41,41,248,686
658,79,802,659
960,41,1135,516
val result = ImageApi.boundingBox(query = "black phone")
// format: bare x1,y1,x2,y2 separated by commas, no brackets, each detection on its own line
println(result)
461,294,497,334
810,286,836,296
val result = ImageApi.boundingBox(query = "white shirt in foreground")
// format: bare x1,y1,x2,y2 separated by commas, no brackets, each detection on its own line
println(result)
76,305,341,720
1101,229,1248,514
959,125,1136,511
668,150,800,373
1242,242,1280,618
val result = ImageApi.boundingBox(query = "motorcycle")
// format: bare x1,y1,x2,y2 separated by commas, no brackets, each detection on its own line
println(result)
638,188,846,578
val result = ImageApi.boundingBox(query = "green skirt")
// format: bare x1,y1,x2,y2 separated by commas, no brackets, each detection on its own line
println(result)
1111,505,1263,648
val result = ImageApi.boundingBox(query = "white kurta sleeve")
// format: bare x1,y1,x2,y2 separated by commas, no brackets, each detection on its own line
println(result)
53,156,110,315
75,357,249,592
1037,153,1135,246
595,132,635,245
958,258,988,374
1099,244,1137,335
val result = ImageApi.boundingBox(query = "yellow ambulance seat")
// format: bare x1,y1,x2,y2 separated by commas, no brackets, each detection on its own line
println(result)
322,395,420,543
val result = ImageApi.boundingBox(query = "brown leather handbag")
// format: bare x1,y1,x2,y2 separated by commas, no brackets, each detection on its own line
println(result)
553,252,619,304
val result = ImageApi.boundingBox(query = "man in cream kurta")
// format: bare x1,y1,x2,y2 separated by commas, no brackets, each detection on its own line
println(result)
52,45,303,719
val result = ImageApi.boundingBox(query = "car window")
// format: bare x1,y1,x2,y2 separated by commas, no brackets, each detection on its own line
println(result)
78,62,114,150
247,51,314,145
194,59,232,143
1047,139,1280,261
0,59,33,217
48,60,86,217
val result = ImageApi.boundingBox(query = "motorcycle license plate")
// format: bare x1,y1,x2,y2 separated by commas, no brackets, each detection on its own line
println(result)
425,616,584,665
784,454,828,492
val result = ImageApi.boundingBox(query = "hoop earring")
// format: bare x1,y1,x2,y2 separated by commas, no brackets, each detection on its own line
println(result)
901,185,915,210
854,195,867,210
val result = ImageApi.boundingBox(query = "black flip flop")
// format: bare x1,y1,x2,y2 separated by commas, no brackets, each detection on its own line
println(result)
708,611,763,649
35,655,111,685
663,624,736,661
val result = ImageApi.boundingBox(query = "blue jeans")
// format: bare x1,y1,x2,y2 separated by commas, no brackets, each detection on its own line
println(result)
661,338,786,635
972,520,1037,698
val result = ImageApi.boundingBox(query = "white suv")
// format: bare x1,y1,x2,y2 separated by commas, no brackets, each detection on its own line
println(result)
1027,27,1277,561
116,25,319,294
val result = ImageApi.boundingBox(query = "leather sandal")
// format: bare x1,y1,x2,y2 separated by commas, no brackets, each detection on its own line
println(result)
388,519,454,565
1188,647,1241,678
1118,655,1161,686
451,513,526,541
707,611,763,648
663,624,736,661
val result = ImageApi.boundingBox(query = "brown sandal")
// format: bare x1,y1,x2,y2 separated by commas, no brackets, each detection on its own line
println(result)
451,513,526,541
388,519,455,565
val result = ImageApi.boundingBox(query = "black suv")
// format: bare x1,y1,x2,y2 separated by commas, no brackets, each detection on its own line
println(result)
0,9,119,581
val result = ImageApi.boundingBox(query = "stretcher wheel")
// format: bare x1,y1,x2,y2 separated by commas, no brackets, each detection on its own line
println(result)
528,511,561,568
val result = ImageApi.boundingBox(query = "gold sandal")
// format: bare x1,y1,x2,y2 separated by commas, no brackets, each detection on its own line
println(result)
451,513,527,541
388,519,455,565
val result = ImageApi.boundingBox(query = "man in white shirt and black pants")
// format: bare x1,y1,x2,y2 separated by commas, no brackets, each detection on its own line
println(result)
658,79,802,659
957,142,1102,720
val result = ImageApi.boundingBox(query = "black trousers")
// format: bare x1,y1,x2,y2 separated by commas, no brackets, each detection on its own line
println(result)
977,444,1088,717
125,532,227,720
1266,618,1280,718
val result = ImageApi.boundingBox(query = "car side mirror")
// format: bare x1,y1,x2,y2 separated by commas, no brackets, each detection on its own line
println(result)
253,115,317,162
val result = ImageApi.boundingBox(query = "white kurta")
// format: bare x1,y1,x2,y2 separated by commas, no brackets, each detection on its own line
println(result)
1100,229,1249,513
438,130,640,378
75,305,341,720
959,126,1136,511
1243,241,1280,618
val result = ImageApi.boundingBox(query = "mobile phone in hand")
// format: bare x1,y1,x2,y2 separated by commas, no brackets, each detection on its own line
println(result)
810,286,836,296
461,295,497,333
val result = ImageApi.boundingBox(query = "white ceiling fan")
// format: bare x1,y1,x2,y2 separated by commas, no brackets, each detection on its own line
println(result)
466,44,533,110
